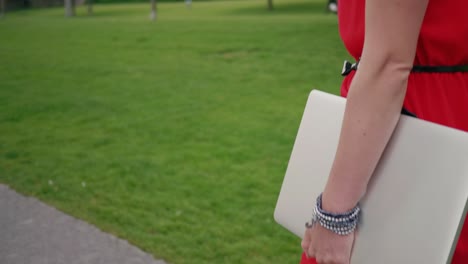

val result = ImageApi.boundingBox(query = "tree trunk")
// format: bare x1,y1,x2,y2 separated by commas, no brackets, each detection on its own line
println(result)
150,0,156,21
87,0,93,15
267,0,273,10
65,0,75,17
0,0,5,18
72,0,76,14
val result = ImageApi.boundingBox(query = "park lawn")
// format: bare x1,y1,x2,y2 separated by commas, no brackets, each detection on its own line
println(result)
0,0,350,263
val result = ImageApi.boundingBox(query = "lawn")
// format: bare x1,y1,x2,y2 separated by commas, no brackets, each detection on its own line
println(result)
0,1,350,263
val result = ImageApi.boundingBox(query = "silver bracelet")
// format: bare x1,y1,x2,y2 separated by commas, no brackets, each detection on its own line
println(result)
305,194,360,236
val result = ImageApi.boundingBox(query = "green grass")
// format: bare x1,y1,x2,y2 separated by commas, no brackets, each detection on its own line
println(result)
0,1,350,263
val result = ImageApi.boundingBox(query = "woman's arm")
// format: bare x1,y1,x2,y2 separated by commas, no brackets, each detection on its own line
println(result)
302,0,430,263
322,0,429,213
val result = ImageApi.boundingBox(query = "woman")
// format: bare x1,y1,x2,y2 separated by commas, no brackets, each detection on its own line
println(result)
300,0,468,263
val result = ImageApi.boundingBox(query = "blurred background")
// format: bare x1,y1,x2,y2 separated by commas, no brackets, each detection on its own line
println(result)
0,0,349,263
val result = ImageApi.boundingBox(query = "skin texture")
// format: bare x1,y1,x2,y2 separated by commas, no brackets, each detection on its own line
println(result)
301,0,430,263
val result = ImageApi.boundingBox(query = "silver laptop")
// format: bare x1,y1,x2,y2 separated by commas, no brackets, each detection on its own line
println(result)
274,90,468,264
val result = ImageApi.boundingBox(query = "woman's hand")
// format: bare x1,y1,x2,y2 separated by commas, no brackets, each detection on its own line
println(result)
301,224,355,264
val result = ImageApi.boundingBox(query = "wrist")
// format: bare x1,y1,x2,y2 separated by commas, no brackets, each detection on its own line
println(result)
321,191,360,214
306,193,361,236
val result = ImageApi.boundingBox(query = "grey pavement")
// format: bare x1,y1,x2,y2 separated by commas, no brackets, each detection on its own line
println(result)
0,184,167,264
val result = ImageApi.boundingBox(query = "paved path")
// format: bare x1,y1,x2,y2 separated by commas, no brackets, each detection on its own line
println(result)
0,184,167,264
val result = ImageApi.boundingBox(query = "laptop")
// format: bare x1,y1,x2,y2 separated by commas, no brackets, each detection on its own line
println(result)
274,90,468,264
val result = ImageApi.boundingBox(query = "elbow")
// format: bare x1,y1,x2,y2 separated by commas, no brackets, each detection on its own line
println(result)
378,57,412,82
357,54,412,97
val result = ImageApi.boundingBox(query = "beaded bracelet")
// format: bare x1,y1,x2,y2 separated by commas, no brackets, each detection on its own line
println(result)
305,194,361,236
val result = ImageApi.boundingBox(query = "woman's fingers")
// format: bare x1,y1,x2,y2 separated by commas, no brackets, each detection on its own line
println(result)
304,225,354,264
301,230,310,255
302,228,317,259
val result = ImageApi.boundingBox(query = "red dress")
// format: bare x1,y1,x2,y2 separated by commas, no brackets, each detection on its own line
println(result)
300,0,468,263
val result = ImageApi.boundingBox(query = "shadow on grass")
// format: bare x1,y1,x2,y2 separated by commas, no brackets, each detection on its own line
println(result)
82,8,146,18
1,3,152,19
69,3,152,18
228,1,334,16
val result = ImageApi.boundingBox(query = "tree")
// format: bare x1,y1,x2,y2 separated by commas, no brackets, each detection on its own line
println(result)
0,0,5,18
150,0,156,21
65,0,75,17
267,0,273,10
87,0,93,15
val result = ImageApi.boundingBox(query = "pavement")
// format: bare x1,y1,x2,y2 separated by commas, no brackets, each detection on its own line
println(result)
0,184,167,264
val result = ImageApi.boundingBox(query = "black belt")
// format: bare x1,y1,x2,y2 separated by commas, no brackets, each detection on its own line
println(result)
341,60,468,76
